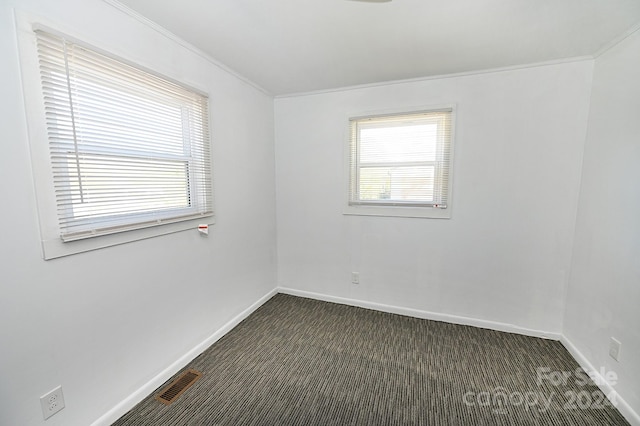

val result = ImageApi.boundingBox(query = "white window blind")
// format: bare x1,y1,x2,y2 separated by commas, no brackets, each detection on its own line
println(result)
35,30,213,242
349,109,452,209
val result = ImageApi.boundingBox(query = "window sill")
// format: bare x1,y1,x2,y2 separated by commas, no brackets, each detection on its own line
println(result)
41,217,214,260
343,205,451,219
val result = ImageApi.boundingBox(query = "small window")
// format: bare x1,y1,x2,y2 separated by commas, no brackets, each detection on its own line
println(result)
35,30,213,242
346,108,454,218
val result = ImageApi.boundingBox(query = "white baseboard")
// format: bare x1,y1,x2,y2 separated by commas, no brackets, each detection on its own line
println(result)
278,287,561,340
89,287,278,426
279,287,638,425
561,335,640,426
90,287,638,426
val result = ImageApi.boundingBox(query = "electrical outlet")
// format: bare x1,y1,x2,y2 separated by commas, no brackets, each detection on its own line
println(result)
609,337,622,362
351,272,360,285
40,386,65,420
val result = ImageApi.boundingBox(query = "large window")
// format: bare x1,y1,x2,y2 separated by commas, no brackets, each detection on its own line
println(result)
35,30,213,243
346,108,454,218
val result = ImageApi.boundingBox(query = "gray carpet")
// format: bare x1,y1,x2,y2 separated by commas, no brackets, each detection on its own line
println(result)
113,294,629,425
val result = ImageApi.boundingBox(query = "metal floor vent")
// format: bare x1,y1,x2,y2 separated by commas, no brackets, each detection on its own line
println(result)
155,369,202,405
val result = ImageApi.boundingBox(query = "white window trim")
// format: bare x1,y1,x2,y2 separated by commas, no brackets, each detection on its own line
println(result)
15,12,214,260
343,105,456,219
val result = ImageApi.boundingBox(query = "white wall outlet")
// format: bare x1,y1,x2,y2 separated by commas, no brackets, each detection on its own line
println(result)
351,272,360,285
609,337,622,362
40,386,65,420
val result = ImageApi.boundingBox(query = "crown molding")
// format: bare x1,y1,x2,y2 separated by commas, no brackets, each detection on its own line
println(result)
102,0,272,97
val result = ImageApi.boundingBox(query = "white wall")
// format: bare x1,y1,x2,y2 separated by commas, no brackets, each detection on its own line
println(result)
2,1,636,424
275,61,593,334
564,29,640,417
0,1,276,425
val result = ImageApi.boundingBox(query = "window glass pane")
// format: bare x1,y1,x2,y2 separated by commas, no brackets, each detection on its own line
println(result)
360,123,437,163
61,154,190,220
359,166,435,202
69,59,187,156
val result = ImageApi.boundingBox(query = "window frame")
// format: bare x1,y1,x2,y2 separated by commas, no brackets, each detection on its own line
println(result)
344,106,456,219
16,15,215,259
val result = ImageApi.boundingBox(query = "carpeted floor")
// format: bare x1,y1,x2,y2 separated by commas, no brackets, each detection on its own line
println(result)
112,294,629,425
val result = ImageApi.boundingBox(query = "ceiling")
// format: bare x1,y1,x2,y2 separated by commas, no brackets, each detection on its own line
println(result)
115,0,640,96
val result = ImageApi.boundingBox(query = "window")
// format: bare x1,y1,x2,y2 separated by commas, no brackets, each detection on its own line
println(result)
346,108,454,218
35,30,213,243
